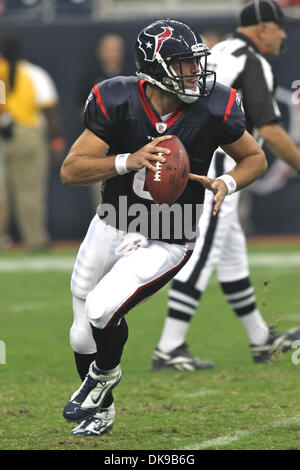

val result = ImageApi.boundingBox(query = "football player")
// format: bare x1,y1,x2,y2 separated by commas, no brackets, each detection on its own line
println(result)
60,19,266,436
152,1,300,372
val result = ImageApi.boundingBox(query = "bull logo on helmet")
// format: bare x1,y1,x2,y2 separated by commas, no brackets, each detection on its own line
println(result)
137,26,173,62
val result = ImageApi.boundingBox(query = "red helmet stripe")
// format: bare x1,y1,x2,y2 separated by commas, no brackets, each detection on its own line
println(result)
155,27,172,55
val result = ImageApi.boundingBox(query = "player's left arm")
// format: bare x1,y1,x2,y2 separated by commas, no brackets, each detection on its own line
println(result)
222,130,267,189
190,86,267,215
259,123,300,172
190,131,267,215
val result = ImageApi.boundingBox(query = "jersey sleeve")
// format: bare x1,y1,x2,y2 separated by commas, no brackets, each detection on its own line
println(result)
82,84,115,146
218,89,246,145
241,55,281,128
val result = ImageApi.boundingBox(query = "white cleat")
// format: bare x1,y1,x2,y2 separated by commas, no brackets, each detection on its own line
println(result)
71,403,115,436
63,361,121,422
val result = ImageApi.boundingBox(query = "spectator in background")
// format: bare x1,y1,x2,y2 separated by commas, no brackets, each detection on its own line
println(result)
202,28,226,48
79,33,126,109
79,34,127,211
0,36,65,251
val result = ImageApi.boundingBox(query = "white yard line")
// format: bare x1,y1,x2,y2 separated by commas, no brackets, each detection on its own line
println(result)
178,414,300,450
249,254,300,266
182,430,255,450
0,256,75,272
175,389,220,398
5,301,48,313
0,252,299,273
281,314,300,322
1,299,70,313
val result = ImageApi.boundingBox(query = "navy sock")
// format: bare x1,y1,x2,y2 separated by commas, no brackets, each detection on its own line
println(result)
90,317,129,370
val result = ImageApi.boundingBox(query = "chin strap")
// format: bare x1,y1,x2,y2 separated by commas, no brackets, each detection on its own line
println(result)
177,88,200,104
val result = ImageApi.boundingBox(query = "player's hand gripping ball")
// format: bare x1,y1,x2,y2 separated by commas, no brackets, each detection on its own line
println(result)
146,136,190,205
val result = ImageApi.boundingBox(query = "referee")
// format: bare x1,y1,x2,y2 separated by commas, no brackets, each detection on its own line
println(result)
152,0,300,370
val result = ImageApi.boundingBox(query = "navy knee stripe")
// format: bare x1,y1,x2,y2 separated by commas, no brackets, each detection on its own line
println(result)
220,277,251,294
233,304,256,316
220,277,257,317
168,310,193,323
171,279,202,301
167,280,202,322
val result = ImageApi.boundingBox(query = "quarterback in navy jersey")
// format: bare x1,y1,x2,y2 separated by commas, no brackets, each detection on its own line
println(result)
60,19,266,436
83,76,245,243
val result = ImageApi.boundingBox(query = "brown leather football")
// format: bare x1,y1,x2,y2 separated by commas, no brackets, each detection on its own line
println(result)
145,136,190,205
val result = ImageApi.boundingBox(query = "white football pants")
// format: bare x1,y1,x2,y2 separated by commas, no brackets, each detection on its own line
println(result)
70,215,190,354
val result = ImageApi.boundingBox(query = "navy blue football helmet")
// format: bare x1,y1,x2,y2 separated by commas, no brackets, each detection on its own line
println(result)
135,19,216,103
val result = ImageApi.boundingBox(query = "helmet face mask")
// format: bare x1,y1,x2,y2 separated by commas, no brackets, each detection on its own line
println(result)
135,19,216,103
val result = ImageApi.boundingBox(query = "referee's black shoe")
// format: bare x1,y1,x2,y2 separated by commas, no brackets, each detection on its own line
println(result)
151,343,215,371
250,327,300,363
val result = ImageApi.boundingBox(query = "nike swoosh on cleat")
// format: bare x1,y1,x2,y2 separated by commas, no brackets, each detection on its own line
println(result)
91,391,105,404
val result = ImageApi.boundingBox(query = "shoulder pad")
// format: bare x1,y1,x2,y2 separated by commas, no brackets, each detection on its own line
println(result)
208,82,235,121
93,76,138,119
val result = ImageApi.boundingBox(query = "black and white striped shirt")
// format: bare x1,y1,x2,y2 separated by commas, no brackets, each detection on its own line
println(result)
208,32,281,139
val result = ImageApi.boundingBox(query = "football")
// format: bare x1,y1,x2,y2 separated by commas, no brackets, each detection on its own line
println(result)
145,136,190,205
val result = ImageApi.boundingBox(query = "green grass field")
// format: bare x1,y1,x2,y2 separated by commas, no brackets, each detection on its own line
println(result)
0,244,300,450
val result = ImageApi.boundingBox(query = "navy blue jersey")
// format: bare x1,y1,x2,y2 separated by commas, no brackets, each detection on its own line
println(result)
83,76,245,244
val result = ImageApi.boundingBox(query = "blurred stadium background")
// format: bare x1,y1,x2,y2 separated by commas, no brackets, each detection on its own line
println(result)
0,0,299,243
